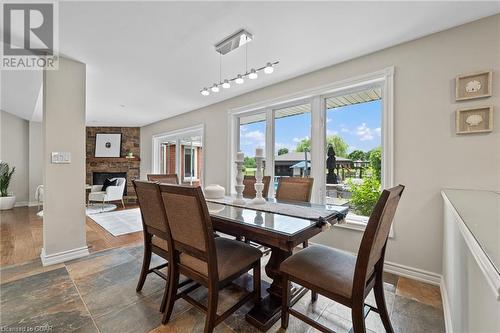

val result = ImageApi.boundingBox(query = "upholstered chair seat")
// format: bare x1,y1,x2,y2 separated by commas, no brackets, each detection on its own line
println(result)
180,237,262,280
281,245,358,299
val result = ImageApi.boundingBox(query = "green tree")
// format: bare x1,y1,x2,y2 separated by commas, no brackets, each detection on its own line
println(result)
368,147,381,180
277,148,289,156
348,150,366,161
348,171,381,216
243,156,256,168
295,135,349,157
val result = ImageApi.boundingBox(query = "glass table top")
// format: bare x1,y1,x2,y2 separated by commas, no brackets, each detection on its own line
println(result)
207,202,328,236
443,189,499,274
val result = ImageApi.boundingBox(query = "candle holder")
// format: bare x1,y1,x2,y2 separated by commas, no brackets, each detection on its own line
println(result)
253,156,266,204
233,160,246,205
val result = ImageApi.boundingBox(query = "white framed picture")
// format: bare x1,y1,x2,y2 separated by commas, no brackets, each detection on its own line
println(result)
95,133,122,157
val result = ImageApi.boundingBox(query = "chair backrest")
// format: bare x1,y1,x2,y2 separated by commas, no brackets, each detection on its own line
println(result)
275,177,314,202
132,180,170,240
147,174,179,184
159,184,217,276
243,176,271,199
353,185,405,292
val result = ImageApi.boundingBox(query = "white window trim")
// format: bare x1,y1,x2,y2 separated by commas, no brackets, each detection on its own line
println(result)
228,67,395,235
152,124,205,185
183,146,198,182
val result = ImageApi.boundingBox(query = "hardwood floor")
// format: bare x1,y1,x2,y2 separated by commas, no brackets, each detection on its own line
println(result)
0,205,143,267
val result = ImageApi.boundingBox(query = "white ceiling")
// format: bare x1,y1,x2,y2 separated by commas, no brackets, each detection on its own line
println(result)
1,1,499,126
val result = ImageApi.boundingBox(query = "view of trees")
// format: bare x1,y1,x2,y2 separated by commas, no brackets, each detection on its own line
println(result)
295,135,349,157
277,148,289,155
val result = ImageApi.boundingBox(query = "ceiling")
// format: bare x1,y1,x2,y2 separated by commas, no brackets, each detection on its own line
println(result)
1,1,499,126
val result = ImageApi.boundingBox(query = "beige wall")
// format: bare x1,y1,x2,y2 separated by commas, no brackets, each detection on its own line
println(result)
141,15,500,275
42,57,88,260
0,110,29,204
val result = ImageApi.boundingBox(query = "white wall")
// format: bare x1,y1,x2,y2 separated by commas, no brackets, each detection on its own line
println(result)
141,15,500,275
29,121,43,204
0,110,29,204
42,57,88,263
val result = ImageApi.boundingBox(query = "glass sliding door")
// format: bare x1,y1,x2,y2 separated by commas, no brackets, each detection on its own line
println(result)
153,126,204,187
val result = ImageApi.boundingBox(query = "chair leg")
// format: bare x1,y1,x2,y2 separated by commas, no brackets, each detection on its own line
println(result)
204,286,219,333
159,259,171,313
253,262,261,301
351,301,367,333
281,274,291,329
374,276,394,333
162,266,179,324
136,236,152,292
121,199,126,209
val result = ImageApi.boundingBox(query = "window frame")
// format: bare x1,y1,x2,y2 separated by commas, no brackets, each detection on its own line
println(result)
227,67,394,233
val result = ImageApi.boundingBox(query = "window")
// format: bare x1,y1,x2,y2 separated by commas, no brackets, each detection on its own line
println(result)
239,113,266,176
274,103,311,181
325,88,382,223
229,67,394,229
152,125,204,187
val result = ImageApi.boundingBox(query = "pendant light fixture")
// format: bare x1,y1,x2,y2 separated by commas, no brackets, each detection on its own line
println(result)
200,29,279,96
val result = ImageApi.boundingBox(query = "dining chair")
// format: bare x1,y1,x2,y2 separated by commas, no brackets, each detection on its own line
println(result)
159,184,262,333
132,180,173,312
280,185,405,333
275,177,314,203
276,177,314,249
147,173,179,184
242,175,271,199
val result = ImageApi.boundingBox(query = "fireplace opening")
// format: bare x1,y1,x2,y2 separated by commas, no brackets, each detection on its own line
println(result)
92,172,127,195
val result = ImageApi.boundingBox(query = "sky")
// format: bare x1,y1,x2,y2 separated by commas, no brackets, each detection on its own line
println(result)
239,100,381,157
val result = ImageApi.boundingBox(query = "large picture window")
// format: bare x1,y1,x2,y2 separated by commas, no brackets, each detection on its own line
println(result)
230,68,394,229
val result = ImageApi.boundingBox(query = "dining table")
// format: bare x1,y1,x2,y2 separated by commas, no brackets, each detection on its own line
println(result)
206,196,348,331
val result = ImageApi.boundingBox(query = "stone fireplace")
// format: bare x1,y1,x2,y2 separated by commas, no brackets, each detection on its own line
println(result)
86,127,140,201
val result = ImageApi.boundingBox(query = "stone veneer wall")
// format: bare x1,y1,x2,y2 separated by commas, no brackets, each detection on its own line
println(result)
86,127,140,200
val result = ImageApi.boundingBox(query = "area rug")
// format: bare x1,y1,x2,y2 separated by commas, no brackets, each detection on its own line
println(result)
86,204,117,215
87,208,143,236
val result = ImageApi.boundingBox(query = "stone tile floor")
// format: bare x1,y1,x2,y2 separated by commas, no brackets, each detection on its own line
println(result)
0,245,445,333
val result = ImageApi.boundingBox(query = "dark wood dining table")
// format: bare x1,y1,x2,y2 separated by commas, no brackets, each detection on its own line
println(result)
206,198,348,331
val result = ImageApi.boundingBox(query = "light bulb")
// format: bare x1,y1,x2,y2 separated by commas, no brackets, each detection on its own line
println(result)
211,84,219,93
249,68,258,80
235,74,244,84
222,79,230,89
264,62,274,74
201,88,209,96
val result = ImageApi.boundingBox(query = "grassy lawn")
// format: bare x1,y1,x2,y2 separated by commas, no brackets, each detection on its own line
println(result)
243,168,256,176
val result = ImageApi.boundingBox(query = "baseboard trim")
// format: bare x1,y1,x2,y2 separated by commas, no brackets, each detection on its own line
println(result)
440,279,453,333
14,201,29,207
384,260,441,286
40,246,89,266
28,201,40,207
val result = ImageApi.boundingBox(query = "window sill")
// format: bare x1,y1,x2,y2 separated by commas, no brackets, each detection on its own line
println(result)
334,214,395,238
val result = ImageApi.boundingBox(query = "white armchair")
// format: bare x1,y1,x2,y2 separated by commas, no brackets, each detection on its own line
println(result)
88,178,126,208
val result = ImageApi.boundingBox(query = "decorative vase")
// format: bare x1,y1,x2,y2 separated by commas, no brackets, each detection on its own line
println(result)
204,184,225,199
0,195,16,210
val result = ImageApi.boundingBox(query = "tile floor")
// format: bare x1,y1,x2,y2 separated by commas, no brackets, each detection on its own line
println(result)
0,245,445,333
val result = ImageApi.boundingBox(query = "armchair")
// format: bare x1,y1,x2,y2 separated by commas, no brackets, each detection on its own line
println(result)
88,177,126,208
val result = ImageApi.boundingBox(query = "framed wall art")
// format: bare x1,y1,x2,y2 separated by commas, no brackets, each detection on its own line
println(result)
95,133,122,157
456,106,493,134
455,70,492,101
